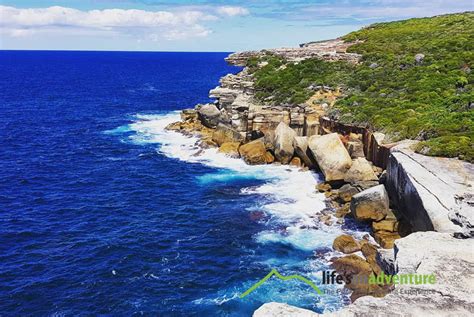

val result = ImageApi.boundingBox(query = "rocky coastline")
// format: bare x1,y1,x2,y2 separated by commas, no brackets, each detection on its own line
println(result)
166,38,474,316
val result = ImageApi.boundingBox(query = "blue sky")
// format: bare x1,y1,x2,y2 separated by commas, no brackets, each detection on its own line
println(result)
1,0,473,51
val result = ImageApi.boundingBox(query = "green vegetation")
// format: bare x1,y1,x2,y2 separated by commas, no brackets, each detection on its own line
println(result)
249,12,474,161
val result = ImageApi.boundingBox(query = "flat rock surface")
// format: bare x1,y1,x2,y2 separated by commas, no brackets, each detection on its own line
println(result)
387,142,474,234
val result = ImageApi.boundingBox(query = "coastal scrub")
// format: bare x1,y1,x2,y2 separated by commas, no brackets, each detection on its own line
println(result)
248,13,474,161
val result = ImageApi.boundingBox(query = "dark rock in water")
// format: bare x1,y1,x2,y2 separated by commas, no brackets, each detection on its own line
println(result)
312,246,332,258
249,210,266,222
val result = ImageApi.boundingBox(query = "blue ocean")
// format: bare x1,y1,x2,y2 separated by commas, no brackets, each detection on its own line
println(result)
0,51,366,316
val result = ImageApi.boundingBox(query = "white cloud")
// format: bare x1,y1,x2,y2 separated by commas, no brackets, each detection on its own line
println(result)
216,6,250,17
0,5,246,41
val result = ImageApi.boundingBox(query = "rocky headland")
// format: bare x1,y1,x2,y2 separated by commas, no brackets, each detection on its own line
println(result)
166,21,474,316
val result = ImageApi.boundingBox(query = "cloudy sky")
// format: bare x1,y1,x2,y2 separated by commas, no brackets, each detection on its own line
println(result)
1,0,472,51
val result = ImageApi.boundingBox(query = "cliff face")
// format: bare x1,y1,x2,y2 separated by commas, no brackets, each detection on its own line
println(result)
207,66,324,140
206,38,360,148
386,141,474,236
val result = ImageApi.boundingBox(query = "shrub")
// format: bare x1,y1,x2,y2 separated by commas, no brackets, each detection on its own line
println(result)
249,12,474,161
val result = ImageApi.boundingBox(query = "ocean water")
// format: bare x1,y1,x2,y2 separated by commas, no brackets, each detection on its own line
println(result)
0,51,368,316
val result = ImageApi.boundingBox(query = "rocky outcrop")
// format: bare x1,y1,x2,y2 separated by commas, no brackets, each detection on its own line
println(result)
386,141,474,234
273,122,297,164
197,104,221,128
218,142,240,158
344,157,378,183
308,133,352,182
238,139,267,165
212,123,243,146
293,136,315,169
350,185,389,222
167,34,474,317
333,235,361,254
169,39,474,317
226,39,361,66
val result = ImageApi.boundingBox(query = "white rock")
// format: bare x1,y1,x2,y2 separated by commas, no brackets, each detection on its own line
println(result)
344,158,378,183
273,122,297,164
293,136,315,168
308,133,352,181
253,302,319,317
197,104,221,128
350,184,389,221
386,142,474,233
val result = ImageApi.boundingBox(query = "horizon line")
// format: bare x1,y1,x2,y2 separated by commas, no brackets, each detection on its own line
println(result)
0,49,236,53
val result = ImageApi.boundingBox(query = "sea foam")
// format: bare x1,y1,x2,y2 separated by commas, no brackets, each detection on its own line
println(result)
124,112,367,313
126,112,367,250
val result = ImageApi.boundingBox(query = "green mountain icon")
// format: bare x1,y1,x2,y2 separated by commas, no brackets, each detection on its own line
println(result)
240,269,323,298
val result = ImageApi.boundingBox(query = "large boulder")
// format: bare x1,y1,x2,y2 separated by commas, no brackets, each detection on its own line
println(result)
212,123,243,146
333,234,361,254
238,139,267,165
344,158,378,183
347,140,365,158
218,142,240,158
197,104,221,128
273,122,296,164
350,185,389,221
372,219,398,232
332,254,391,301
293,136,315,168
308,133,352,181
336,184,360,202
331,254,372,277
373,230,401,249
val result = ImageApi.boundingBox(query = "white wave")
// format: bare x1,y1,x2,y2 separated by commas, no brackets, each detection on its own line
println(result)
125,112,368,252
122,112,373,311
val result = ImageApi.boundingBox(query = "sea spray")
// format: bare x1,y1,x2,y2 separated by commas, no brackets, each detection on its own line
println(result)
124,112,370,313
